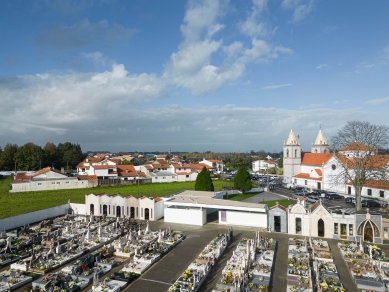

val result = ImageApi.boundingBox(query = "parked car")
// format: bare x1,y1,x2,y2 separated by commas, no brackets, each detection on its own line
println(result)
362,199,381,208
345,197,355,204
325,193,344,200
307,196,320,203
293,192,305,199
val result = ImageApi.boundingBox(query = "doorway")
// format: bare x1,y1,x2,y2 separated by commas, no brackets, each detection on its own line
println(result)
116,206,121,218
145,208,150,220
274,216,281,232
364,222,374,242
90,204,94,215
317,182,321,190
318,219,325,237
102,205,108,216
130,207,135,218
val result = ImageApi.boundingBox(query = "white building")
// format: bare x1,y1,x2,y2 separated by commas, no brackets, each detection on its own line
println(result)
163,190,268,227
85,194,164,221
252,160,278,172
11,167,98,193
199,159,224,173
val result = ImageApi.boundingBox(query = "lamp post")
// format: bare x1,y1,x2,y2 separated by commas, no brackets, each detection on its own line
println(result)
266,168,269,191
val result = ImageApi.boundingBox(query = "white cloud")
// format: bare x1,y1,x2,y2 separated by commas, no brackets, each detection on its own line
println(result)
164,0,293,95
239,0,270,38
365,96,389,105
281,0,316,23
316,64,329,69
0,63,167,135
263,83,291,90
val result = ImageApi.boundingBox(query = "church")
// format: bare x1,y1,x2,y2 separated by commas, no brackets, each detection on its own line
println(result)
283,128,388,200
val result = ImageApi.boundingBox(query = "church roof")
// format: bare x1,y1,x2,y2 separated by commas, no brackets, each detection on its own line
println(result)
285,129,299,145
313,129,329,145
339,142,373,151
301,153,332,166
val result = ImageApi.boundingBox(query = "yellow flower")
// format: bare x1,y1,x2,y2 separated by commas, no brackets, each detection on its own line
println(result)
320,282,328,287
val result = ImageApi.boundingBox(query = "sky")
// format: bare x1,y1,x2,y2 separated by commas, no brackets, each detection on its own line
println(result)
1,0,389,154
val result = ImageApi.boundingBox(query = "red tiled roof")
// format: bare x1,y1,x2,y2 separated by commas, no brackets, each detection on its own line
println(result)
269,203,287,211
108,159,121,164
31,167,52,177
92,165,116,169
12,172,31,184
176,172,193,175
154,197,163,202
301,153,332,166
348,179,389,190
145,165,153,170
310,200,321,212
339,142,374,151
85,157,104,163
208,159,222,163
117,165,137,177
293,173,322,181
77,175,98,181
314,169,322,176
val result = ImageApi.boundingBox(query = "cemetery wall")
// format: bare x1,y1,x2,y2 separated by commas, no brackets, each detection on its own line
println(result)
0,204,70,230
164,207,206,226
219,210,267,228
69,203,86,215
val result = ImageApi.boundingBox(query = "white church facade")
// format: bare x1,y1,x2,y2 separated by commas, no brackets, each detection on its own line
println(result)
283,128,389,200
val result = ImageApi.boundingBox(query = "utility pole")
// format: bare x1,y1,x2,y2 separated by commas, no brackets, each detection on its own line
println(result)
14,159,17,176
137,175,140,197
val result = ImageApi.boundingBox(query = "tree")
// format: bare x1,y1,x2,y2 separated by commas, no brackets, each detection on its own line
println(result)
63,148,84,169
43,142,59,168
278,157,283,168
0,143,18,170
15,143,43,170
194,166,214,191
331,121,389,211
233,166,252,195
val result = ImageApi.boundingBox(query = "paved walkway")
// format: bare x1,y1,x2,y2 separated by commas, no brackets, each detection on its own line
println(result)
243,190,288,204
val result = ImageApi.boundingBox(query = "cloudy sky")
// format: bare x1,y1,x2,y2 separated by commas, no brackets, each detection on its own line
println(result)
1,0,389,153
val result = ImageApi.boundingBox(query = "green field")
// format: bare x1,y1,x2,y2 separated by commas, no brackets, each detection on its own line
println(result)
0,177,234,219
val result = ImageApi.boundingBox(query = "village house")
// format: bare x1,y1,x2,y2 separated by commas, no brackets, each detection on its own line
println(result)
10,167,98,193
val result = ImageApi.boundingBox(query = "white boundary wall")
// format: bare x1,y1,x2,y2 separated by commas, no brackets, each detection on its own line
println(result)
0,204,71,230
69,203,86,215
164,207,206,226
219,210,267,228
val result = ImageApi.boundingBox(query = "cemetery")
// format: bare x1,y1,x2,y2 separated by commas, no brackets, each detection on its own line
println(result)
168,229,231,292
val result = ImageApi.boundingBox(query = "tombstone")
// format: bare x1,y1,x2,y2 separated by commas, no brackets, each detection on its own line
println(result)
145,221,149,233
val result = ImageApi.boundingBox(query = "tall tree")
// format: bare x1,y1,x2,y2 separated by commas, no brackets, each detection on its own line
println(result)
195,166,214,191
233,166,252,195
278,157,283,168
43,142,59,168
331,121,389,211
15,143,43,170
63,148,84,169
0,143,18,171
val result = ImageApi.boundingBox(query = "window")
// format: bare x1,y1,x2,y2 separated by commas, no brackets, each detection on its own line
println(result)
367,189,372,196
380,190,384,198
295,218,302,234
348,187,351,195
286,149,289,157
295,149,297,158
334,223,338,234
331,164,336,170
109,205,111,214
56,182,60,184
186,175,189,178
315,149,317,153
52,182,55,184
323,149,326,153
341,224,347,235
66,182,69,184
155,177,158,179
38,183,42,185
349,224,353,236
163,177,166,179
172,176,175,179
304,180,307,186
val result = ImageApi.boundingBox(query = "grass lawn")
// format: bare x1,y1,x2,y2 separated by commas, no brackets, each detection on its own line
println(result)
223,192,261,201
262,199,297,208
0,177,234,219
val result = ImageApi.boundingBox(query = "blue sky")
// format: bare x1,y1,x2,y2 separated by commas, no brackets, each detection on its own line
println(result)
1,0,389,153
